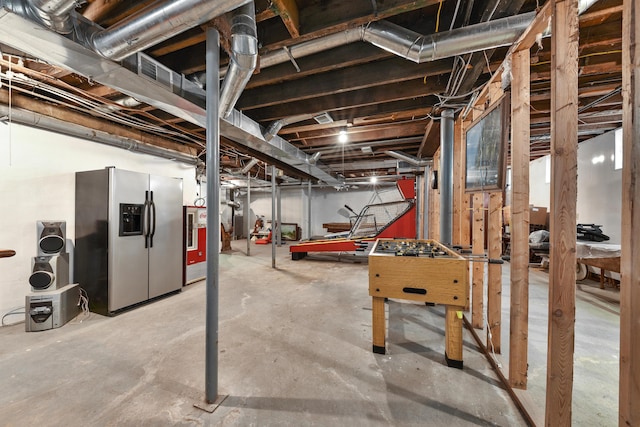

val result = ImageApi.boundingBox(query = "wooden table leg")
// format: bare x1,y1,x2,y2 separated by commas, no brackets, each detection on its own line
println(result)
445,305,464,369
372,296,386,354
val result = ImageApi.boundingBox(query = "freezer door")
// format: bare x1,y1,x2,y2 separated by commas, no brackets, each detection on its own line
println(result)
148,174,183,299
109,169,150,312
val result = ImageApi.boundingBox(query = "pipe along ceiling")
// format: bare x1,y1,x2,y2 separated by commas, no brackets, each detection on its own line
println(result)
0,0,588,183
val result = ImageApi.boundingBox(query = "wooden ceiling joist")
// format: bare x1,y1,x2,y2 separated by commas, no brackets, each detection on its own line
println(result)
272,0,300,38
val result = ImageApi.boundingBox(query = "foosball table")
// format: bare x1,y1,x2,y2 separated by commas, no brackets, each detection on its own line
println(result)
368,239,469,368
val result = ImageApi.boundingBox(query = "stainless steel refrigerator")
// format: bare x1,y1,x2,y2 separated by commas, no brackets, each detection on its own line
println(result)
75,167,183,315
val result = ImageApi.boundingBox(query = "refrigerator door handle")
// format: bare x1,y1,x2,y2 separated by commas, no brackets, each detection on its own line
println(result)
149,192,157,248
144,191,150,248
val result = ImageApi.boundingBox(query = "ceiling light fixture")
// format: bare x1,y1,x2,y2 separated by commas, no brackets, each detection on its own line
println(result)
370,176,377,183
338,129,348,143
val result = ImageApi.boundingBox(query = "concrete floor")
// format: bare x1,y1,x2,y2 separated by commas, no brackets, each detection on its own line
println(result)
491,265,620,426
0,240,527,427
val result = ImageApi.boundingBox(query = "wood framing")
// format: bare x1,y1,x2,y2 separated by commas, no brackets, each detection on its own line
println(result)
452,119,464,245
272,0,300,38
619,0,640,423
417,119,435,159
509,48,531,390
460,118,472,249
545,0,579,425
429,148,441,240
471,193,484,329
487,191,503,353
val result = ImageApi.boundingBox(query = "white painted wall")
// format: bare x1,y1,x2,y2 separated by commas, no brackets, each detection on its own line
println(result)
0,123,199,319
529,156,550,208
576,130,621,244
527,129,621,243
244,183,404,237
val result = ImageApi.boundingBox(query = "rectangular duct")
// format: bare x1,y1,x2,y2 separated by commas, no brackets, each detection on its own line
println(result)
313,112,333,124
138,55,173,90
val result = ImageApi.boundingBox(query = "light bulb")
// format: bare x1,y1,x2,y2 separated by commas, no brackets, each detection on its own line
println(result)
338,130,348,143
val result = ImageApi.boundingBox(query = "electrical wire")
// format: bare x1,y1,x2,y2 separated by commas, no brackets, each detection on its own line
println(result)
2,306,25,326
0,70,205,147
435,0,444,33
0,55,206,149
485,316,502,368
69,288,92,324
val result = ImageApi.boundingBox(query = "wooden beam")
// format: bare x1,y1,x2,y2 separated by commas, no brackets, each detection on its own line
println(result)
471,193,484,329
417,119,435,159
246,45,389,90
465,1,551,120
429,149,441,240
514,1,553,53
509,48,531,390
487,192,502,353
256,7,277,22
238,58,453,110
272,0,300,38
545,0,579,425
292,122,429,146
619,0,640,423
82,0,124,22
248,79,447,122
418,173,426,239
451,119,463,245
260,0,441,54
88,0,155,27
0,89,197,156
579,5,624,25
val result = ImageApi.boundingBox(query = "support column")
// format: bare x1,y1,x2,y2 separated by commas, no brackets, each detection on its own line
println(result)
422,165,430,239
510,48,531,389
246,173,251,256
619,0,640,423
471,193,484,329
546,0,579,424
204,28,220,404
440,109,454,245
271,165,276,268
307,180,312,239
277,184,282,246
452,118,464,245
487,192,503,353
415,174,421,239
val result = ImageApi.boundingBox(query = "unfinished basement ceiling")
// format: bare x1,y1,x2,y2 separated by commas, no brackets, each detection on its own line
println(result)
0,0,624,183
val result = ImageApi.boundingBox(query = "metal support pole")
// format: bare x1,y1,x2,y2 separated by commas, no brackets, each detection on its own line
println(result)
271,165,276,268
307,180,312,239
204,28,220,404
415,174,421,239
424,165,431,239
246,172,251,256
440,109,454,245
277,184,282,246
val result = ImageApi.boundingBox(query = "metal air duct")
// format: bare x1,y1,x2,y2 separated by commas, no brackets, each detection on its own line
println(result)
24,0,79,33
213,12,536,78
362,12,536,64
219,1,258,118
384,151,432,167
90,0,251,61
263,113,316,141
240,158,259,174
